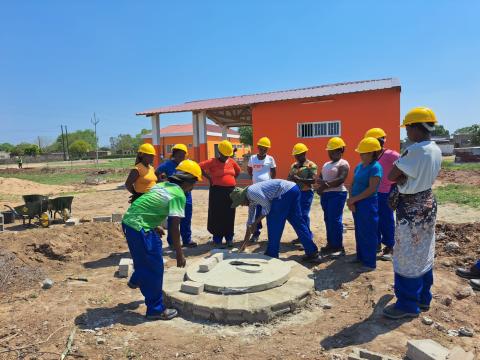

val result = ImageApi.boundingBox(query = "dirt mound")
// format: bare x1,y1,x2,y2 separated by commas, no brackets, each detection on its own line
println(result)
0,249,45,293
438,169,480,186
436,222,480,266
0,177,74,196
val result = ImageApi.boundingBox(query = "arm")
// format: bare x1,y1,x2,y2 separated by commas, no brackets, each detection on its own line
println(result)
125,169,139,194
169,217,186,267
323,165,349,188
388,165,407,185
233,160,241,178
347,176,381,205
240,215,266,252
270,167,276,179
154,163,168,182
247,166,253,179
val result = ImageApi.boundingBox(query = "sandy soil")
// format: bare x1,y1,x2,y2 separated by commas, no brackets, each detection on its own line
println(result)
0,178,75,196
0,182,479,360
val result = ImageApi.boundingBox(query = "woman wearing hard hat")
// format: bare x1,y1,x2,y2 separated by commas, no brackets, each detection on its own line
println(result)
382,107,441,320
288,143,318,243
125,143,158,203
155,144,197,248
317,137,350,257
199,140,241,248
364,128,400,261
247,137,277,243
122,160,202,320
347,137,383,272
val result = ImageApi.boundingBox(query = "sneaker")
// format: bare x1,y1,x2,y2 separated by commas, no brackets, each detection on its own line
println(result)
291,238,301,245
470,279,480,291
378,247,393,261
183,241,198,248
302,251,320,262
250,234,259,243
321,245,345,256
146,308,178,321
419,303,430,312
456,265,480,279
127,281,139,289
383,304,419,319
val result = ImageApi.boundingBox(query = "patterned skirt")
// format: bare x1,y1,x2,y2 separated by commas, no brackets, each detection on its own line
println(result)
393,189,437,278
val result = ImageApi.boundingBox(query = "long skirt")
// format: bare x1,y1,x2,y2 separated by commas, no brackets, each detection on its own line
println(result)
393,189,437,313
207,185,236,240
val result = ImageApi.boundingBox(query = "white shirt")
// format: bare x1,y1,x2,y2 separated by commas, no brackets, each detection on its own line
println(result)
248,154,276,184
395,141,442,194
321,159,349,192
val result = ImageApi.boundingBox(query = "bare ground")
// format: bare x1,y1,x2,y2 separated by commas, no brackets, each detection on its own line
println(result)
0,180,479,359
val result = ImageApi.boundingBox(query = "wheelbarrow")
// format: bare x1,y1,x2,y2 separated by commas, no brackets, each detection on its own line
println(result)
48,196,74,221
5,195,51,228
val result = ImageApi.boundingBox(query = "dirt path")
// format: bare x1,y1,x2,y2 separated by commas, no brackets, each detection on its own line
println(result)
0,185,479,359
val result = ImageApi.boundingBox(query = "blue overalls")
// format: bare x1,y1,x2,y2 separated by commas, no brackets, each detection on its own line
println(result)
266,186,318,258
299,189,314,236
253,204,263,237
320,191,348,248
378,190,395,248
156,159,192,246
122,223,165,316
394,269,433,313
477,259,480,270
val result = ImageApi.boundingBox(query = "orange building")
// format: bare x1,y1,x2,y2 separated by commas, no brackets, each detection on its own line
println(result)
142,123,250,161
137,78,401,183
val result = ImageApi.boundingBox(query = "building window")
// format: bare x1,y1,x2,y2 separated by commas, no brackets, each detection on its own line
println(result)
297,121,341,138
166,144,174,153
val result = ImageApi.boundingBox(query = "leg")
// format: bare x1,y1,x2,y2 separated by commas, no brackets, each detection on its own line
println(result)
327,192,347,249
476,259,480,271
287,187,318,256
378,192,395,248
394,272,422,314
419,269,433,307
354,198,379,268
253,204,263,237
180,200,192,245
320,193,330,243
265,198,289,258
300,190,314,235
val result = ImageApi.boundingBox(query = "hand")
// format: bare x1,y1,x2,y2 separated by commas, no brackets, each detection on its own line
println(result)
348,203,356,213
155,227,165,236
176,253,186,268
317,179,327,186
396,174,407,185
347,198,356,207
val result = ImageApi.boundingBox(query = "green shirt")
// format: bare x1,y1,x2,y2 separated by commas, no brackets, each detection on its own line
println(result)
288,159,318,191
122,182,186,232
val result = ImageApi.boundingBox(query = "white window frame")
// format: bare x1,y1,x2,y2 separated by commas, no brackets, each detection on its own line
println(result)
297,120,341,138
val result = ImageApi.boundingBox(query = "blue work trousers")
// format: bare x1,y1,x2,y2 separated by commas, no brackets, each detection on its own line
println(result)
122,223,165,316
476,259,480,270
266,186,318,258
378,192,395,248
394,269,433,314
167,193,192,246
320,191,347,248
300,189,314,235
353,196,379,268
253,204,263,237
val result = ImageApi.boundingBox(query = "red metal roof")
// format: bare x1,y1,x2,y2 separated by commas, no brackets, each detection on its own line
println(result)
137,78,400,116
143,123,238,137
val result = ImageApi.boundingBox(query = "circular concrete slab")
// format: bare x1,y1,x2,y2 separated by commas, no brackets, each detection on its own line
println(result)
186,253,291,294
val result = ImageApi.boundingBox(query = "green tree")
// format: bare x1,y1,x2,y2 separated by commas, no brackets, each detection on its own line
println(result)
239,126,253,146
110,134,136,154
69,140,91,158
454,124,480,146
24,144,40,156
50,129,97,152
431,125,450,138
0,143,14,152
10,143,37,156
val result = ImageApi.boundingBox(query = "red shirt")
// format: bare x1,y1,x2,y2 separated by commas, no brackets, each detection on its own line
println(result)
199,158,241,187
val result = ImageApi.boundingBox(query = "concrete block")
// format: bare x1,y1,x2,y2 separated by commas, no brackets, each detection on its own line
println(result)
348,355,362,360
181,281,204,295
65,218,79,226
199,257,218,273
406,339,449,360
118,258,133,278
359,349,384,360
93,216,112,223
446,347,474,360
211,252,224,263
111,213,123,222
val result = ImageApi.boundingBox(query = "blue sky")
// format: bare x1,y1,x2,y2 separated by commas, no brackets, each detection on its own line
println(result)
1,0,479,146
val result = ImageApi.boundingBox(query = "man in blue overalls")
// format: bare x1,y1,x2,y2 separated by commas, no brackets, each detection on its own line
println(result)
155,144,197,248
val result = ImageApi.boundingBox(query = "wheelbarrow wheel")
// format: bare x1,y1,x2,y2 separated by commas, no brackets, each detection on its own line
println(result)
61,208,70,222
40,212,50,228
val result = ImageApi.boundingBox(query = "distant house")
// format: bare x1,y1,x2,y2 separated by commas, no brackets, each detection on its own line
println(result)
453,133,473,148
142,123,251,160
0,151,10,160
432,137,454,156
86,150,111,158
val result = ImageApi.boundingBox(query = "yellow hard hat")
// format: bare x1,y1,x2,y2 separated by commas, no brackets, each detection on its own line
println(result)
355,137,382,154
172,143,188,156
218,140,234,156
326,137,346,151
402,107,438,127
364,128,386,139
176,159,202,181
138,143,156,156
292,143,308,156
257,137,271,148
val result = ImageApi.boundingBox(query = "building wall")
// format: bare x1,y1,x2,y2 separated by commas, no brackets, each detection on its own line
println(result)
252,88,401,183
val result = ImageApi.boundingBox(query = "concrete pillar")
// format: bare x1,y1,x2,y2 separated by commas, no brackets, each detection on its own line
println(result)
222,126,228,140
192,111,208,162
151,114,161,167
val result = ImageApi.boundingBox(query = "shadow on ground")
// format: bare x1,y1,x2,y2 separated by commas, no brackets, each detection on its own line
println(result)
74,300,146,329
83,252,131,269
320,294,412,350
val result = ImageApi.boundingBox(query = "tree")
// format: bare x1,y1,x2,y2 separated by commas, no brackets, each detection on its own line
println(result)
49,129,97,152
10,143,37,156
0,143,14,152
239,126,253,146
454,124,480,146
110,134,136,154
69,140,91,158
431,125,450,138
24,144,40,156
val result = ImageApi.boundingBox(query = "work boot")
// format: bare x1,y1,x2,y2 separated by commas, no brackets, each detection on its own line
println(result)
471,279,480,291
378,246,393,261
146,308,178,321
183,241,198,248
291,238,301,245
127,281,139,289
456,265,480,279
383,304,419,319
302,251,320,262
226,240,234,248
418,303,430,312
320,244,345,256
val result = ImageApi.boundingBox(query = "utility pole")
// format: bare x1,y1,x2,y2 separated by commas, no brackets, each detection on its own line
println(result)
65,126,70,161
60,125,67,161
91,113,100,165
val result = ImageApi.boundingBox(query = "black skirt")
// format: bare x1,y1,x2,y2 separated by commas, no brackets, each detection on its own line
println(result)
207,185,236,237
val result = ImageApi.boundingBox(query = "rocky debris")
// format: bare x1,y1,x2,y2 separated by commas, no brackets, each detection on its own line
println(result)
434,322,447,333
341,291,349,299
96,337,106,345
458,326,474,337
65,218,79,226
447,330,459,337
454,286,475,300
41,278,54,289
440,296,453,306
445,242,460,253
422,316,434,325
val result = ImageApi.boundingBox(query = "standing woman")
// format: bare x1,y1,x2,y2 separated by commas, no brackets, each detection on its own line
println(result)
383,107,442,319
200,140,241,248
125,143,158,203
365,128,400,260
155,144,196,248
317,137,350,256
288,143,317,241
347,137,383,271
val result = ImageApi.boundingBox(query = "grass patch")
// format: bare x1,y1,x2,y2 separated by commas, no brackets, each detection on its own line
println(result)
441,159,480,171
434,184,480,208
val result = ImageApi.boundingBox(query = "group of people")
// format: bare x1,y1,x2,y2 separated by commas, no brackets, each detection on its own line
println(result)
120,106,457,322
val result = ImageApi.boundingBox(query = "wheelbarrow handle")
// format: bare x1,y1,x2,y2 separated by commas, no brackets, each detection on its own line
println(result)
4,205,20,217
